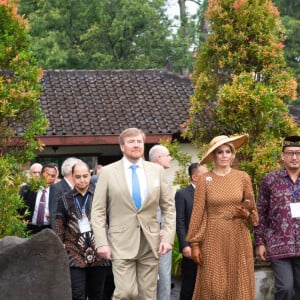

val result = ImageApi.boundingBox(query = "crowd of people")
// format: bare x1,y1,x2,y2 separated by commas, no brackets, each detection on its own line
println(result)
19,128,300,300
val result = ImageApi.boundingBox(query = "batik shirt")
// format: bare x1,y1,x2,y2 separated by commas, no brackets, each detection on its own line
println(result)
54,185,106,268
254,168,300,261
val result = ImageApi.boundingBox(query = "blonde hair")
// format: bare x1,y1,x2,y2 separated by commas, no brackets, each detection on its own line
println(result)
119,128,145,145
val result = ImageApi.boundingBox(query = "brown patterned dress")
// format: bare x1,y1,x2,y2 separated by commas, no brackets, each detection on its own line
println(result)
186,169,258,300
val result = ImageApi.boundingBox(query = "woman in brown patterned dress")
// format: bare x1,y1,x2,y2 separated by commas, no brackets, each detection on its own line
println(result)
186,135,259,300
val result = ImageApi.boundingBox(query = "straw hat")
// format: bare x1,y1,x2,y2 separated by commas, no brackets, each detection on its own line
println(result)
200,134,249,164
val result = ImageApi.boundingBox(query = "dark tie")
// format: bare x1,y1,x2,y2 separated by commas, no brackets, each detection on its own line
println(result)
130,165,142,210
36,189,46,226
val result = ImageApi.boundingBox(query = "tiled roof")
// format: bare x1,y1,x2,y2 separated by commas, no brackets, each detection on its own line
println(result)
40,69,194,137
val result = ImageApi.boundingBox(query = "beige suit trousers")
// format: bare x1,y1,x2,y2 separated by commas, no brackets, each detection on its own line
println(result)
112,229,159,300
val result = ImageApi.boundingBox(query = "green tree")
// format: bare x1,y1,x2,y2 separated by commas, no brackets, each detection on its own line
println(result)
0,0,48,237
18,0,182,70
184,0,299,192
272,0,300,103
173,0,200,75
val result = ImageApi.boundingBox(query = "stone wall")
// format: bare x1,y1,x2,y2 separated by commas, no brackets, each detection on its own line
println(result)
255,263,275,300
0,229,72,300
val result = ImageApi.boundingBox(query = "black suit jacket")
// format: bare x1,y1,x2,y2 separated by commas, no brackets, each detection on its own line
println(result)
20,185,38,221
175,184,195,252
49,178,72,227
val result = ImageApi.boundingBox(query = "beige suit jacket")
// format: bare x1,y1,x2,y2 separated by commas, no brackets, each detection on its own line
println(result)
91,158,176,259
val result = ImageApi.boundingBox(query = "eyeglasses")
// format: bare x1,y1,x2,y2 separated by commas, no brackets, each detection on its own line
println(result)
283,151,300,157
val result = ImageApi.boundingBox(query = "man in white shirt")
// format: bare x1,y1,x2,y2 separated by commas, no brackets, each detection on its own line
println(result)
20,163,58,234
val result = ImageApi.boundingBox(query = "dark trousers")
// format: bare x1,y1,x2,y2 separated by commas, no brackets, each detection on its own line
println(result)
179,256,197,300
27,224,51,234
271,257,300,300
103,265,115,300
70,266,107,300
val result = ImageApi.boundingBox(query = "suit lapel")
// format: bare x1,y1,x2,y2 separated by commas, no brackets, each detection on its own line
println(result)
62,178,72,191
114,160,133,206
143,161,157,205
48,186,54,212
188,184,195,199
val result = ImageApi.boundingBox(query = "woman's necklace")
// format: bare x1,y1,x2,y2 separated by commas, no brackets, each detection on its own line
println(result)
212,168,232,177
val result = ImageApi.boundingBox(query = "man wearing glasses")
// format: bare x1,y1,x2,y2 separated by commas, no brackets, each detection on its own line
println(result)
255,136,300,300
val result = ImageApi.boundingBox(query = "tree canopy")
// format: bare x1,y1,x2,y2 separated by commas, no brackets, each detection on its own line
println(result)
184,0,299,192
272,0,300,103
18,0,198,72
0,0,48,237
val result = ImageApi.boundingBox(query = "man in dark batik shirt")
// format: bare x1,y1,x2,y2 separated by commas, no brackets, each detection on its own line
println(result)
54,161,108,300
255,136,300,300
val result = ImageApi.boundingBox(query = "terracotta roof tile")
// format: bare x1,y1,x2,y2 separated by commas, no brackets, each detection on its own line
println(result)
40,69,194,137
4,68,299,141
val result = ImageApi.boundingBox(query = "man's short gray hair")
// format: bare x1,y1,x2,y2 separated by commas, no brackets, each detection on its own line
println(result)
148,145,168,163
61,157,81,176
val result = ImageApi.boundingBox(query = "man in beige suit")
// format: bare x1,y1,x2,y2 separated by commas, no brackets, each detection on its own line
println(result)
91,128,176,300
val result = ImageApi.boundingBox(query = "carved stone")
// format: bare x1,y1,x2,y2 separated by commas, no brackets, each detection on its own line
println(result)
255,262,275,300
0,229,71,300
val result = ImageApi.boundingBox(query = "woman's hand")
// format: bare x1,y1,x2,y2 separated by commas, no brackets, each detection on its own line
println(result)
233,205,251,219
190,243,203,265
234,199,259,225
233,199,253,219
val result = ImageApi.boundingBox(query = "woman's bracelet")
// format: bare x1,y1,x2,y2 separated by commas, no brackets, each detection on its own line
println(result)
190,242,200,248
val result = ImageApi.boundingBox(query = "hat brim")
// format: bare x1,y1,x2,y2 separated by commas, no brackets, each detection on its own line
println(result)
200,134,249,164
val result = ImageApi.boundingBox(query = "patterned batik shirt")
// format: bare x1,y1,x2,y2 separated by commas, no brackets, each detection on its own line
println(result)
254,168,300,261
54,186,108,268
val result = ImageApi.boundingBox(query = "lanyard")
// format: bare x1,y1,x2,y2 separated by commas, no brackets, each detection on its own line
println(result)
285,177,300,202
75,193,90,216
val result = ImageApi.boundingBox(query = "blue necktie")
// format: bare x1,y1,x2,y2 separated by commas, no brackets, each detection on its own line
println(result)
130,165,142,210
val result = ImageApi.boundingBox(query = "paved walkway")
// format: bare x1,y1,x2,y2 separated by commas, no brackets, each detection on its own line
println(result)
170,277,181,300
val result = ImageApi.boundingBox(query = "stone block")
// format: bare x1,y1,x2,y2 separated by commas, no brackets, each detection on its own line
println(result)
0,229,71,300
255,263,275,300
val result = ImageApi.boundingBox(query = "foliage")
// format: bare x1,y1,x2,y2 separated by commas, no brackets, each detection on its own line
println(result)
240,137,283,193
16,0,211,74
0,0,48,237
0,158,26,237
280,16,300,104
161,139,192,188
26,175,46,192
173,0,205,74
18,0,180,71
172,234,182,277
183,0,299,195
269,1,300,102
